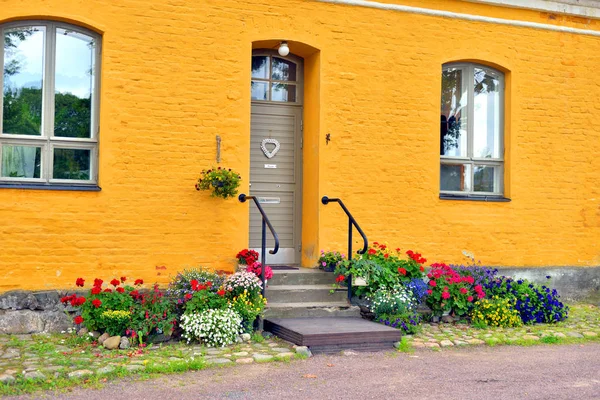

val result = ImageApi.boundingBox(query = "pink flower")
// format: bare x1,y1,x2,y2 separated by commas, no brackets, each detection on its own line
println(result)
459,288,468,294
441,291,450,300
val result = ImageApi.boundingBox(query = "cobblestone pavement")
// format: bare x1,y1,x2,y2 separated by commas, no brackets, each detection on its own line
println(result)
0,304,598,396
405,304,599,350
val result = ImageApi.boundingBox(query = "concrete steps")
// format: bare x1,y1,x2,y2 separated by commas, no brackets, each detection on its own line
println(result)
265,268,360,319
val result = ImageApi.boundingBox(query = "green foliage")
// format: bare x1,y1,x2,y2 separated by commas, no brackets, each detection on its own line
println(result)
334,243,426,297
470,297,522,328
251,331,265,343
229,291,266,333
129,284,177,344
196,167,241,199
183,288,228,315
99,310,132,336
317,250,345,271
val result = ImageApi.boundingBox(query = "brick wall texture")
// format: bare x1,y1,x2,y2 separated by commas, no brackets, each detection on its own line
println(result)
1,0,599,292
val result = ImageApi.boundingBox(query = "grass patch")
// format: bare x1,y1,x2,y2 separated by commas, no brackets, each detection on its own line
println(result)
251,332,265,343
395,337,414,353
540,335,561,344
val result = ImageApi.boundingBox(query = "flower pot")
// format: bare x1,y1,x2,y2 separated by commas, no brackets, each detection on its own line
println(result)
353,277,368,286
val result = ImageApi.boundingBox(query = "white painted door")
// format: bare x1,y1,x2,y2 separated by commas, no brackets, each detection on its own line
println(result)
249,104,302,265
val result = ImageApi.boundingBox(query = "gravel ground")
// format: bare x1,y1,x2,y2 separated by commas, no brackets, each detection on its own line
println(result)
11,343,600,400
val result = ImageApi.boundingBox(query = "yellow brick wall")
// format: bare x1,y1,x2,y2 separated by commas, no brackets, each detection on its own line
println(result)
1,0,599,292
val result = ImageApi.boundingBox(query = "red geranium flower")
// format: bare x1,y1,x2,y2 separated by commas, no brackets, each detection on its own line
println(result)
116,287,125,293
426,289,432,295
130,290,139,299
92,299,102,308
467,296,474,302
120,276,127,283
184,293,192,300
75,278,85,287
441,291,451,300
73,315,84,325
110,279,120,287
217,289,226,296
93,278,103,288
419,266,425,272
429,280,437,287
134,279,144,285
367,248,377,255
103,288,112,293
91,287,101,295
459,288,468,294
397,267,407,276
335,275,345,283
383,254,389,259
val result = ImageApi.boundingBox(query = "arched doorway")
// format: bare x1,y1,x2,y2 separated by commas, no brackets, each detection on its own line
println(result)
249,50,303,265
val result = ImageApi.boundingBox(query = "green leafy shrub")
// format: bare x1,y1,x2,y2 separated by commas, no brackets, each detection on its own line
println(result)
99,310,132,336
334,243,427,297
128,284,177,344
470,296,522,328
230,291,267,333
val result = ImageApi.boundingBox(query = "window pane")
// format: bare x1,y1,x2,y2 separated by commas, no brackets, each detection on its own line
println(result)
473,165,500,193
2,26,45,136
1,145,41,178
440,67,467,157
473,68,501,158
251,56,269,79
272,57,296,81
251,81,268,101
54,28,95,138
271,83,296,102
440,164,471,192
53,148,91,180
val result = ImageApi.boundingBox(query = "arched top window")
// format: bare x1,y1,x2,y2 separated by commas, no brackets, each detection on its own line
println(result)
440,62,505,197
251,51,302,104
0,20,101,187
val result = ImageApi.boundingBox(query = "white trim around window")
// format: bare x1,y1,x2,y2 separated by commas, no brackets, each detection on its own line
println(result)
0,20,101,187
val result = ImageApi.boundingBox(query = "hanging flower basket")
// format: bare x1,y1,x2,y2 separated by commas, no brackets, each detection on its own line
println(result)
195,167,241,199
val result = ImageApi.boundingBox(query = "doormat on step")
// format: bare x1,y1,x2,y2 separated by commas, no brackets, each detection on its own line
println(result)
270,266,299,270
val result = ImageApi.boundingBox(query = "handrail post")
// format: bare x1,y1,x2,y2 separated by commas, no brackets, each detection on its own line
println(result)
238,193,279,299
321,195,368,303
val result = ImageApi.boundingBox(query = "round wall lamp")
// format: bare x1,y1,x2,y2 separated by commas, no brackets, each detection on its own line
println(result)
278,41,289,56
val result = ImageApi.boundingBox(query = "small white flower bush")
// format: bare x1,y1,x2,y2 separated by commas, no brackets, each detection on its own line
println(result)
367,285,416,316
224,271,263,297
181,307,243,347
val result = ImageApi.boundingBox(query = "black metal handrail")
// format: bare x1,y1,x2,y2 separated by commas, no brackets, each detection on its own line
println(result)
321,196,368,300
238,194,279,297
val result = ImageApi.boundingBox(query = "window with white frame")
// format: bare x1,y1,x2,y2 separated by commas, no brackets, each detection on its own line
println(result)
440,63,504,196
0,21,100,186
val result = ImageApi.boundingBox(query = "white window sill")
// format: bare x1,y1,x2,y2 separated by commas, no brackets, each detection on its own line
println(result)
439,194,510,202
0,183,101,192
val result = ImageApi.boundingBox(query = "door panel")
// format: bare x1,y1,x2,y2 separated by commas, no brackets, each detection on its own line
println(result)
249,104,302,265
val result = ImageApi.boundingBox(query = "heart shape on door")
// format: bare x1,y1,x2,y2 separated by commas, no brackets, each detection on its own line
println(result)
260,138,281,159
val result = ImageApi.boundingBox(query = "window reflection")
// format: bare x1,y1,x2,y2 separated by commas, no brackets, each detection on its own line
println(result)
440,68,467,157
440,164,470,192
2,26,45,136
271,83,296,102
53,148,90,180
54,28,95,138
251,56,269,79
272,57,296,81
1,145,41,178
473,69,501,158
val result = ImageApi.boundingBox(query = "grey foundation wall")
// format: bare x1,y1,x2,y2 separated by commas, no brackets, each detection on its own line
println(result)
496,267,600,304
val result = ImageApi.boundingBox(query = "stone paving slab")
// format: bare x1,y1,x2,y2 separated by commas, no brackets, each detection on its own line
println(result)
404,304,600,351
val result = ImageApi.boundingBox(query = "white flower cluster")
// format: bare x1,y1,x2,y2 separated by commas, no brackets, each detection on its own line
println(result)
368,285,416,316
180,307,243,347
224,271,262,294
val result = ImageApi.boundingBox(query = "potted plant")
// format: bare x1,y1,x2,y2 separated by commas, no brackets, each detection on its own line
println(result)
236,249,259,271
317,250,345,272
195,167,241,199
